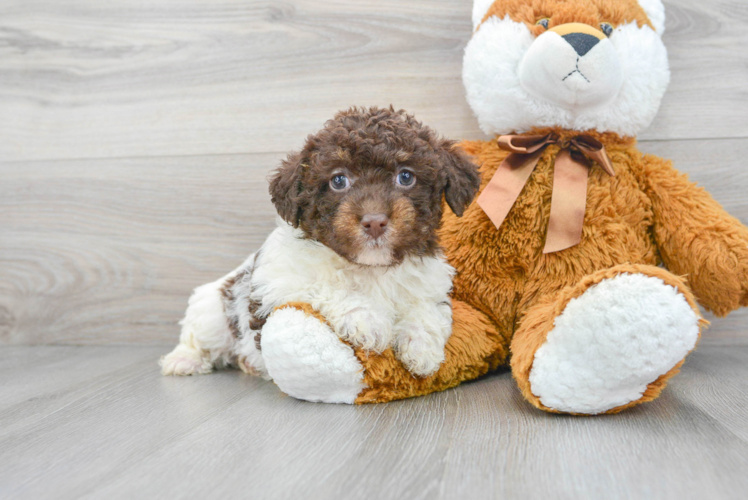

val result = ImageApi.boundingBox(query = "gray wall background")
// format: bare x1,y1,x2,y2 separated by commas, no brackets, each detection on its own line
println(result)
2,0,747,345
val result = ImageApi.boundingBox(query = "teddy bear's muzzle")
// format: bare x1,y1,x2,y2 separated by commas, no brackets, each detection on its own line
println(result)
549,22,606,55
518,22,624,111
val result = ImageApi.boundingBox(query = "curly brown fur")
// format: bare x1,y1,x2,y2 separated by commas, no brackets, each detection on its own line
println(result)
268,106,481,266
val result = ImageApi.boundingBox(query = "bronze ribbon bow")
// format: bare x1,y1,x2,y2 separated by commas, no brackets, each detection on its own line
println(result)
477,133,616,253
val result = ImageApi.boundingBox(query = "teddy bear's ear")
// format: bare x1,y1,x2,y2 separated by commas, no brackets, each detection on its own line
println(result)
268,149,307,228
638,0,666,35
472,0,496,31
437,140,481,217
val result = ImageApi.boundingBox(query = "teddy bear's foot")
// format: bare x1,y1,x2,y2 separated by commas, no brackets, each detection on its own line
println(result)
512,265,703,415
260,305,367,404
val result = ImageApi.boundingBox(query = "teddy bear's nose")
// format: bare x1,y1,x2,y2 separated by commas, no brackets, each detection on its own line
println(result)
562,32,600,57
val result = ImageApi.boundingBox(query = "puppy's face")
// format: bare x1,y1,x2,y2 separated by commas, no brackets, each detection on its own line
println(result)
269,107,481,266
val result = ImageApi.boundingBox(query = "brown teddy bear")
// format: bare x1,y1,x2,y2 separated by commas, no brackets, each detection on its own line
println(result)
232,0,748,415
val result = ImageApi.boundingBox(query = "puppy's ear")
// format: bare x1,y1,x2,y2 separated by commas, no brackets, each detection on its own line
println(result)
269,150,307,227
437,140,481,217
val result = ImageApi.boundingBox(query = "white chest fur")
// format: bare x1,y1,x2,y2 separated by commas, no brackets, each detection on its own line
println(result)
249,222,452,319
244,221,455,377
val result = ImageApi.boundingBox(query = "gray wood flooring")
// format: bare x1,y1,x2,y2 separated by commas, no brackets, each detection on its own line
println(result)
2,0,748,498
1,343,747,500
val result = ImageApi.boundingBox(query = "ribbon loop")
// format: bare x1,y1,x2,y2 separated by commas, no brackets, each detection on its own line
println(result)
477,133,616,253
497,134,556,155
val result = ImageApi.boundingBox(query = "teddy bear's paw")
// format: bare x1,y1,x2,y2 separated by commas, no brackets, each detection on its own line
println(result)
261,307,367,404
337,307,393,353
160,345,213,376
528,273,700,414
394,323,446,378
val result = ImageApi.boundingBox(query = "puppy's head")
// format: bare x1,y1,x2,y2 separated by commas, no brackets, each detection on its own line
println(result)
269,107,480,266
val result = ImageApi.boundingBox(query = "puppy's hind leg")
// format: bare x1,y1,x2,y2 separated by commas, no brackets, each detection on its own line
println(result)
160,259,252,376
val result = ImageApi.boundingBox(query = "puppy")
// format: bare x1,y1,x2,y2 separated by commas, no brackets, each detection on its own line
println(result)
160,107,480,379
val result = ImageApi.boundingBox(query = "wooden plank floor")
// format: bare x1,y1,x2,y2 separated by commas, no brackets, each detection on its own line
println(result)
1,343,747,500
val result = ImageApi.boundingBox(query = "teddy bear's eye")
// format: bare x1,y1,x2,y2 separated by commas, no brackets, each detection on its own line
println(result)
600,22,614,37
536,18,550,30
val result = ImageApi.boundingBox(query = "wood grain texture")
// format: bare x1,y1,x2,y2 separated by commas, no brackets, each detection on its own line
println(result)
1,0,748,163
0,154,279,345
0,344,747,500
2,138,748,345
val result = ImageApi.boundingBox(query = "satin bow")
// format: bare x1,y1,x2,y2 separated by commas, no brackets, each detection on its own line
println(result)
477,133,616,253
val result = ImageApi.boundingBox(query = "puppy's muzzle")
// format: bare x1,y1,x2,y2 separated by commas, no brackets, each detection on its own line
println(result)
361,213,389,240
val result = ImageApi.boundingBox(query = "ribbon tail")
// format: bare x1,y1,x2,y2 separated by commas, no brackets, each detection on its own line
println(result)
477,150,543,230
543,148,590,253
573,137,616,177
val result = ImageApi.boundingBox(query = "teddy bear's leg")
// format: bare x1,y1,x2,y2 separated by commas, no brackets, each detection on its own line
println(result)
259,303,367,404
511,264,705,415
261,300,508,404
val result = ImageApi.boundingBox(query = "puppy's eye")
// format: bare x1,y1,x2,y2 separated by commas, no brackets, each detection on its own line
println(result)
396,170,416,188
600,22,614,37
330,174,350,191
536,18,550,30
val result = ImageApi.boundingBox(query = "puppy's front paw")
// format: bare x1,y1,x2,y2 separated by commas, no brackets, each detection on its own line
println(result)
337,307,393,352
394,323,446,378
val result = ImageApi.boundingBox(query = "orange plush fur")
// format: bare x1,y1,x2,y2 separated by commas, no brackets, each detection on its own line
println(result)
352,126,745,411
347,0,748,411
480,0,654,35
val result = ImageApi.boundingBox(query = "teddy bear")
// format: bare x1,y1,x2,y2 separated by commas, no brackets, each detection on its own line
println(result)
253,0,748,415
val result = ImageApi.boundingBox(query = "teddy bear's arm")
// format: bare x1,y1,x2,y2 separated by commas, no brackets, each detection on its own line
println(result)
642,154,748,316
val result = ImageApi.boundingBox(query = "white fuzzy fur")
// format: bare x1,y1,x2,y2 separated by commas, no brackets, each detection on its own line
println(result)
261,307,367,404
472,0,496,31
638,0,666,35
528,274,700,414
463,16,670,137
162,218,455,379
160,260,253,376
223,253,270,379
519,32,623,111
354,245,395,267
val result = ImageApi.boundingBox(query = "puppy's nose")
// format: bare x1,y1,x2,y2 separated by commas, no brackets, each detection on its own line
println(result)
550,23,606,57
361,214,389,239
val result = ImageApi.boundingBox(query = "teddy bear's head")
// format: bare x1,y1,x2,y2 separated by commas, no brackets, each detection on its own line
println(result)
464,0,669,137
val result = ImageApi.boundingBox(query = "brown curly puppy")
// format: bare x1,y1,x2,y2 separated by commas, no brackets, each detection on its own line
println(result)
161,107,481,385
